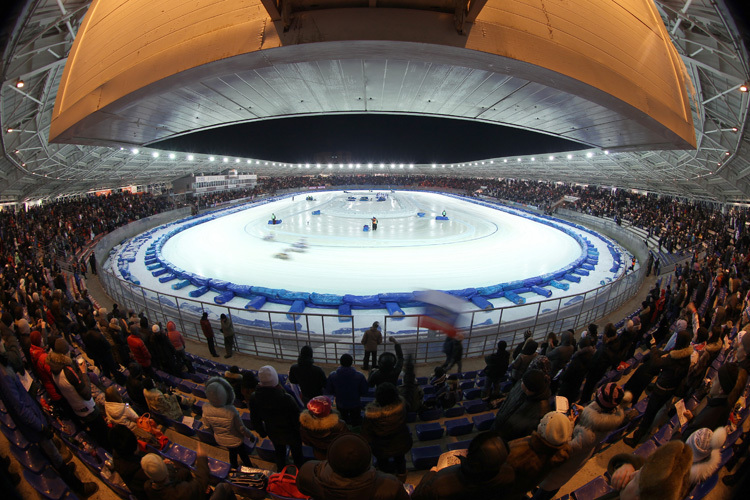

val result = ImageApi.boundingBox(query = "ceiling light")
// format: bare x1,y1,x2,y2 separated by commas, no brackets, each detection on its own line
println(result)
740,84,749,92
517,158,521,162
222,157,228,163
604,150,610,155
531,157,535,161
725,151,731,156
235,158,240,163
548,156,554,160
187,155,194,161
15,80,24,88
169,153,175,159
432,164,436,168
586,152,593,158
152,152,159,158
567,154,573,159
209,157,215,161
503,159,507,163
131,148,139,154
732,127,739,132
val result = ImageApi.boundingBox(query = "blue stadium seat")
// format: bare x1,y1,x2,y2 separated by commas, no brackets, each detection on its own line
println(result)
462,400,487,414
9,443,49,473
419,408,443,421
443,406,466,418
23,468,70,500
472,412,496,432
256,439,278,463
444,418,473,436
684,473,719,500
411,445,442,470
163,443,197,467
195,427,218,446
447,440,471,451
416,422,445,441
572,476,614,500
459,380,474,390
463,388,482,400
170,418,197,437
633,439,657,459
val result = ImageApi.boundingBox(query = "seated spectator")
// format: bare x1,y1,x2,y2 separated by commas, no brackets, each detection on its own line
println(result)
602,441,693,500
126,362,149,413
483,340,510,399
368,337,403,387
289,345,328,404
142,377,190,421
505,412,573,500
412,431,515,500
492,369,551,442
362,382,413,481
201,377,255,470
166,321,194,374
109,424,149,500
686,427,726,484
223,366,243,401
296,433,409,500
104,386,154,443
299,396,349,460
325,354,369,426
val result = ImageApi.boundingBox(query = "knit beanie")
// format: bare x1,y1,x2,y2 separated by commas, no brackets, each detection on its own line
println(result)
141,453,168,483
307,396,332,418
637,441,693,500
537,411,572,446
53,338,69,354
522,369,547,395
686,427,726,462
258,365,279,387
327,434,372,478
595,383,625,409
29,330,42,347
717,363,740,395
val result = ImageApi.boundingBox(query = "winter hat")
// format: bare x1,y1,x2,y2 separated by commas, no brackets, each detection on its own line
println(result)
521,339,538,355
496,340,507,352
141,453,168,483
98,307,107,317
522,369,547,395
460,431,513,482
53,338,69,354
675,319,688,334
636,441,693,500
717,363,740,395
686,427,726,462
151,324,160,333
595,383,625,409
675,330,692,350
109,318,121,330
327,434,372,478
307,396,332,418
537,411,572,446
258,365,279,387
205,377,233,407
29,330,42,347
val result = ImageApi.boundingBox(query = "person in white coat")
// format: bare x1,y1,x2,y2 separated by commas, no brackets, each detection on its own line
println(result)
201,376,255,469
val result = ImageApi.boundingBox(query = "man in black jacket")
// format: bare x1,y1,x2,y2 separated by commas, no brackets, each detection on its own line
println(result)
483,340,510,398
491,369,551,442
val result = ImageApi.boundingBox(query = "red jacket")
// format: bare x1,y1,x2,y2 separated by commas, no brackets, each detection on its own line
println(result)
127,333,151,367
29,344,62,401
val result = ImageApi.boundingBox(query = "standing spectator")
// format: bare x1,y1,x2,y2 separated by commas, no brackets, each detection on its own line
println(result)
483,340,510,398
398,354,424,413
202,377,255,470
546,331,574,379
82,325,118,381
223,366,244,401
412,431,515,500
88,252,97,275
220,313,235,359
578,324,619,404
361,321,382,370
299,396,349,460
166,321,194,373
289,345,328,404
127,328,153,376
28,330,64,411
368,337,404,387
509,339,538,384
248,365,305,471
325,354,369,426
491,369,551,443
125,363,149,413
109,425,149,500
297,434,409,500
148,324,178,376
442,334,464,373
362,382,413,481
200,312,219,357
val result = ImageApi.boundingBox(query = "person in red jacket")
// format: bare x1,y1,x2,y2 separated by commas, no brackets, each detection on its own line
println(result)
200,312,219,357
166,321,194,373
127,329,153,375
28,330,64,411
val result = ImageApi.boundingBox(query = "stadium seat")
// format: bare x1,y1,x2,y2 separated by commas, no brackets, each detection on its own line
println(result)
461,400,487,414
633,439,657,459
206,457,231,481
447,440,471,451
444,418,473,436
416,422,444,441
472,412,496,432
443,406,466,418
572,476,613,500
23,468,70,500
419,408,443,421
463,388,482,400
163,443,197,467
171,418,197,437
684,473,719,500
411,445,442,470
196,428,218,446
256,439,278,463
8,443,48,473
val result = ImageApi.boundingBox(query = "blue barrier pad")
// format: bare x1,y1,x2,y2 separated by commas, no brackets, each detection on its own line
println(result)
385,302,405,316
278,290,311,302
213,291,235,305
172,280,191,290
158,274,177,283
549,280,570,291
309,293,343,306
287,300,306,320
359,196,369,201
363,225,370,232
268,220,282,224
523,277,543,287
146,263,161,271
470,296,493,310
477,284,504,297
504,291,526,305
581,263,595,271
531,286,552,298
417,212,425,217
610,264,621,273
227,283,254,299
209,279,231,292
338,304,351,320
251,286,279,299
572,269,590,276
311,210,321,215
378,292,415,304
448,288,477,299
504,280,525,291
188,274,209,287
244,296,267,311
563,273,582,283
152,268,168,277
435,216,449,220
189,286,210,298
343,295,381,308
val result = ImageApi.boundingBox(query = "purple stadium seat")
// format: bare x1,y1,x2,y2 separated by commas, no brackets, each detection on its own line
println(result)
444,418,473,436
23,468,70,500
411,445,442,470
572,476,614,500
472,412,496,432
443,406,466,418
447,440,471,451
416,422,444,441
163,443,197,467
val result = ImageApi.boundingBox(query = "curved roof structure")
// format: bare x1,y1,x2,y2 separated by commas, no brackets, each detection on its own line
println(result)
1,0,748,202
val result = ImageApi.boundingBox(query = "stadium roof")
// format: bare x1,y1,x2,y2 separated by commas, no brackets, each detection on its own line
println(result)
1,0,748,203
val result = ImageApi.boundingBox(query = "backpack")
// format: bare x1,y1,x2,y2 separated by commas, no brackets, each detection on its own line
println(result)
267,465,309,499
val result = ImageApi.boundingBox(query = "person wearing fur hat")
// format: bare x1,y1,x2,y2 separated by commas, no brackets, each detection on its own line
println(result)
248,365,305,471
362,382,413,480
300,395,349,460
505,411,573,500
625,330,694,447
412,431,515,500
533,384,632,500
289,345,328,404
557,337,596,404
47,338,111,449
201,376,255,469
685,427,726,484
296,433,409,500
492,369,551,443
598,440,693,500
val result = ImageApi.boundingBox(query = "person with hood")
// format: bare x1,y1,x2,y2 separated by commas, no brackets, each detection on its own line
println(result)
104,386,154,442
248,365,305,471
149,323,179,375
533,383,632,500
579,323,620,404
504,411,573,500
361,321,382,370
412,431,515,500
325,353,369,426
200,312,219,357
546,331,574,379
367,337,403,387
556,336,594,407
509,338,538,384
299,395,349,460
492,369,551,442
142,377,188,421
483,340,510,399
685,427,726,484
219,313,235,358
201,376,255,469
28,330,64,410
109,424,149,500
296,433,409,500
599,440,693,500
126,362,149,413
362,382,413,480
127,327,153,375
166,320,194,373
289,345,328,404
625,330,694,447
47,338,111,448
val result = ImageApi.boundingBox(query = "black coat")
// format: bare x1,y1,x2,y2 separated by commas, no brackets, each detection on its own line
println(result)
297,461,409,500
557,346,594,403
484,351,510,381
492,386,551,443
249,385,302,445
362,398,413,458
412,461,515,500
289,361,328,401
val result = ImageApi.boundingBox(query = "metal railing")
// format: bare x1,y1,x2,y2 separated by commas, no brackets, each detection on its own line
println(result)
96,200,648,364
